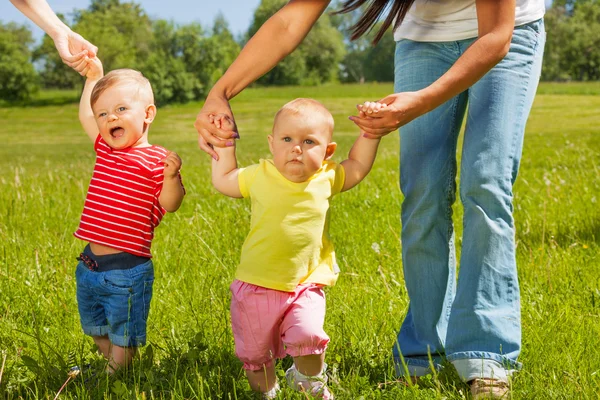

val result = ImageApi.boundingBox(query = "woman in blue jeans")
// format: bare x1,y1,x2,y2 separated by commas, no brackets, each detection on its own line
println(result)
195,1,546,397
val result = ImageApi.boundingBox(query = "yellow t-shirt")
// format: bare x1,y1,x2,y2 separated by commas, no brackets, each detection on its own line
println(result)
236,159,346,292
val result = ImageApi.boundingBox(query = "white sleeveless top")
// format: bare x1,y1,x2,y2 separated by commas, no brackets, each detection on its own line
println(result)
393,0,545,42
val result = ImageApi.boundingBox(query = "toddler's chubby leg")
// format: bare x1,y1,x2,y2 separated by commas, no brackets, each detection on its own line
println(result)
294,352,326,376
282,284,333,398
93,335,111,359
109,344,136,372
229,280,288,395
246,363,278,394
93,335,136,372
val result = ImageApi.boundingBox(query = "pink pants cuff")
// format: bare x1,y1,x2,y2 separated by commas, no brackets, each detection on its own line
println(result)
230,280,329,371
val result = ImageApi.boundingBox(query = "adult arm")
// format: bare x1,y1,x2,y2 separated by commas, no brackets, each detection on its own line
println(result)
195,0,331,159
10,0,98,75
351,0,516,136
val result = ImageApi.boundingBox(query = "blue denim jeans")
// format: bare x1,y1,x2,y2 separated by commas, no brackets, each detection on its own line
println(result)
76,259,154,347
392,19,545,382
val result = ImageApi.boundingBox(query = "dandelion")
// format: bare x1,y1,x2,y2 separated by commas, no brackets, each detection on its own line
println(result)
53,366,80,400
371,242,381,254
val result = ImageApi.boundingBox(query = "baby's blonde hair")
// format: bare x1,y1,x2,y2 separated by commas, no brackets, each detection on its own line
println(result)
90,69,154,108
274,98,334,137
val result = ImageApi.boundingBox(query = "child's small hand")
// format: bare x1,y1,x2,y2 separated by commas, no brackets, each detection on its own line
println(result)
210,113,237,132
162,151,182,179
357,101,387,117
82,56,103,81
208,114,237,150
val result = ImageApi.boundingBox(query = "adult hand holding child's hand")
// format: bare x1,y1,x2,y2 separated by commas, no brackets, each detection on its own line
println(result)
83,56,103,80
195,94,240,160
53,28,98,76
350,91,430,138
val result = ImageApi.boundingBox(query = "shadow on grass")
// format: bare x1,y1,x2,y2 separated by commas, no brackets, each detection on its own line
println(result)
520,217,600,248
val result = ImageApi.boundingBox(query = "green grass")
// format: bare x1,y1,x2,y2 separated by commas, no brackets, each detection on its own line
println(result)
0,83,599,399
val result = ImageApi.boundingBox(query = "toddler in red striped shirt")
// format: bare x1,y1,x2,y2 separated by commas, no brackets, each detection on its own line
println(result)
74,56,185,372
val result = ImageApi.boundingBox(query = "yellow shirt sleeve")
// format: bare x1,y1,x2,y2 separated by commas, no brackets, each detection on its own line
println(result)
330,161,346,196
238,163,260,198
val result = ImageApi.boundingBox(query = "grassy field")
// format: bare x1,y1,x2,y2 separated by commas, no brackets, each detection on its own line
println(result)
0,82,598,399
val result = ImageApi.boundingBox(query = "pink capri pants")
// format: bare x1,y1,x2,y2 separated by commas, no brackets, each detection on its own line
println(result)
230,279,330,371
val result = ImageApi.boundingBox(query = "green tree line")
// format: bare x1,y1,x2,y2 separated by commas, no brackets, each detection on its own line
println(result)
1,0,598,104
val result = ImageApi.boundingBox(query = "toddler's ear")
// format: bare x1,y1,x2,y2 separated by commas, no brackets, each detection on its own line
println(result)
325,142,337,160
144,104,157,123
267,135,275,155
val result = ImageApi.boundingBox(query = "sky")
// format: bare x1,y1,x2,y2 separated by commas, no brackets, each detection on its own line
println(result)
2,0,555,45
0,0,262,44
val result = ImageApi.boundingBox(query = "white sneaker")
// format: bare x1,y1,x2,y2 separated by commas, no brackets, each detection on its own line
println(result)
262,381,280,399
285,363,333,399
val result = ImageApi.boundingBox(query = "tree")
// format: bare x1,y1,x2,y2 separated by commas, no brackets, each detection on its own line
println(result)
247,0,345,86
33,0,153,89
0,23,39,101
331,2,394,83
542,0,600,81
362,25,395,82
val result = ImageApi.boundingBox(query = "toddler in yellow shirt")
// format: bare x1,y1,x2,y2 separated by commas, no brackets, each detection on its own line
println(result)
211,98,382,399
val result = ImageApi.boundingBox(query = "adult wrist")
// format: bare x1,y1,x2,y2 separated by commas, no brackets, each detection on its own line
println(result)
48,23,70,41
207,84,232,102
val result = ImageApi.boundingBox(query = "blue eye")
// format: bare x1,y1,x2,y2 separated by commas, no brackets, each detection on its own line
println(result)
304,139,314,145
118,107,126,112
283,137,292,142
98,112,107,118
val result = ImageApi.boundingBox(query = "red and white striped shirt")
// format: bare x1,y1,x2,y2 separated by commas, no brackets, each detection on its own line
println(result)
74,135,170,258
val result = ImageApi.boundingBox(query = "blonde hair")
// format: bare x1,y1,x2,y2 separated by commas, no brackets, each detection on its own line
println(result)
90,69,154,108
274,98,334,137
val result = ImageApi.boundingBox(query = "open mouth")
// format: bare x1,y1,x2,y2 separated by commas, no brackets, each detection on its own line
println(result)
110,127,125,138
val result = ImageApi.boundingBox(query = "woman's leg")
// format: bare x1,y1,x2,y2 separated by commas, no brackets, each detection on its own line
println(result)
393,39,467,376
446,19,546,382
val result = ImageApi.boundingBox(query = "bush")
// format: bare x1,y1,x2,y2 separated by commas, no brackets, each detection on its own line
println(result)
0,23,39,102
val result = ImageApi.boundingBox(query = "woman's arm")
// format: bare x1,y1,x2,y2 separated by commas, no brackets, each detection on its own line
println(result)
10,0,98,75
351,0,516,136
195,0,331,159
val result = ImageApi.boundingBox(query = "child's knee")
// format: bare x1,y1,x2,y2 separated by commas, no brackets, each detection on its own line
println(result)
284,325,329,357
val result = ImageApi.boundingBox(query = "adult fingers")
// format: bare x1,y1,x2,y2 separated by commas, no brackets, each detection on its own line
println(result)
71,56,88,74
349,115,385,128
362,131,380,139
85,43,98,58
357,125,393,136
198,134,219,160
378,94,398,106
194,113,238,141
350,116,397,135
62,51,87,68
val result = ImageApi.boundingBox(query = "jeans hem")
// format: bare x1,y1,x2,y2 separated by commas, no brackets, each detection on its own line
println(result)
82,325,109,337
108,333,146,348
393,356,442,377
447,352,521,382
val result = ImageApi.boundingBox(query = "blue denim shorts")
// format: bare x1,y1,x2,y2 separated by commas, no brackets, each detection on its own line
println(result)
75,258,154,347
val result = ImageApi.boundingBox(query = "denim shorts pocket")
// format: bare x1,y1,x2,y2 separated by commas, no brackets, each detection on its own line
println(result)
101,271,133,294
75,262,85,284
